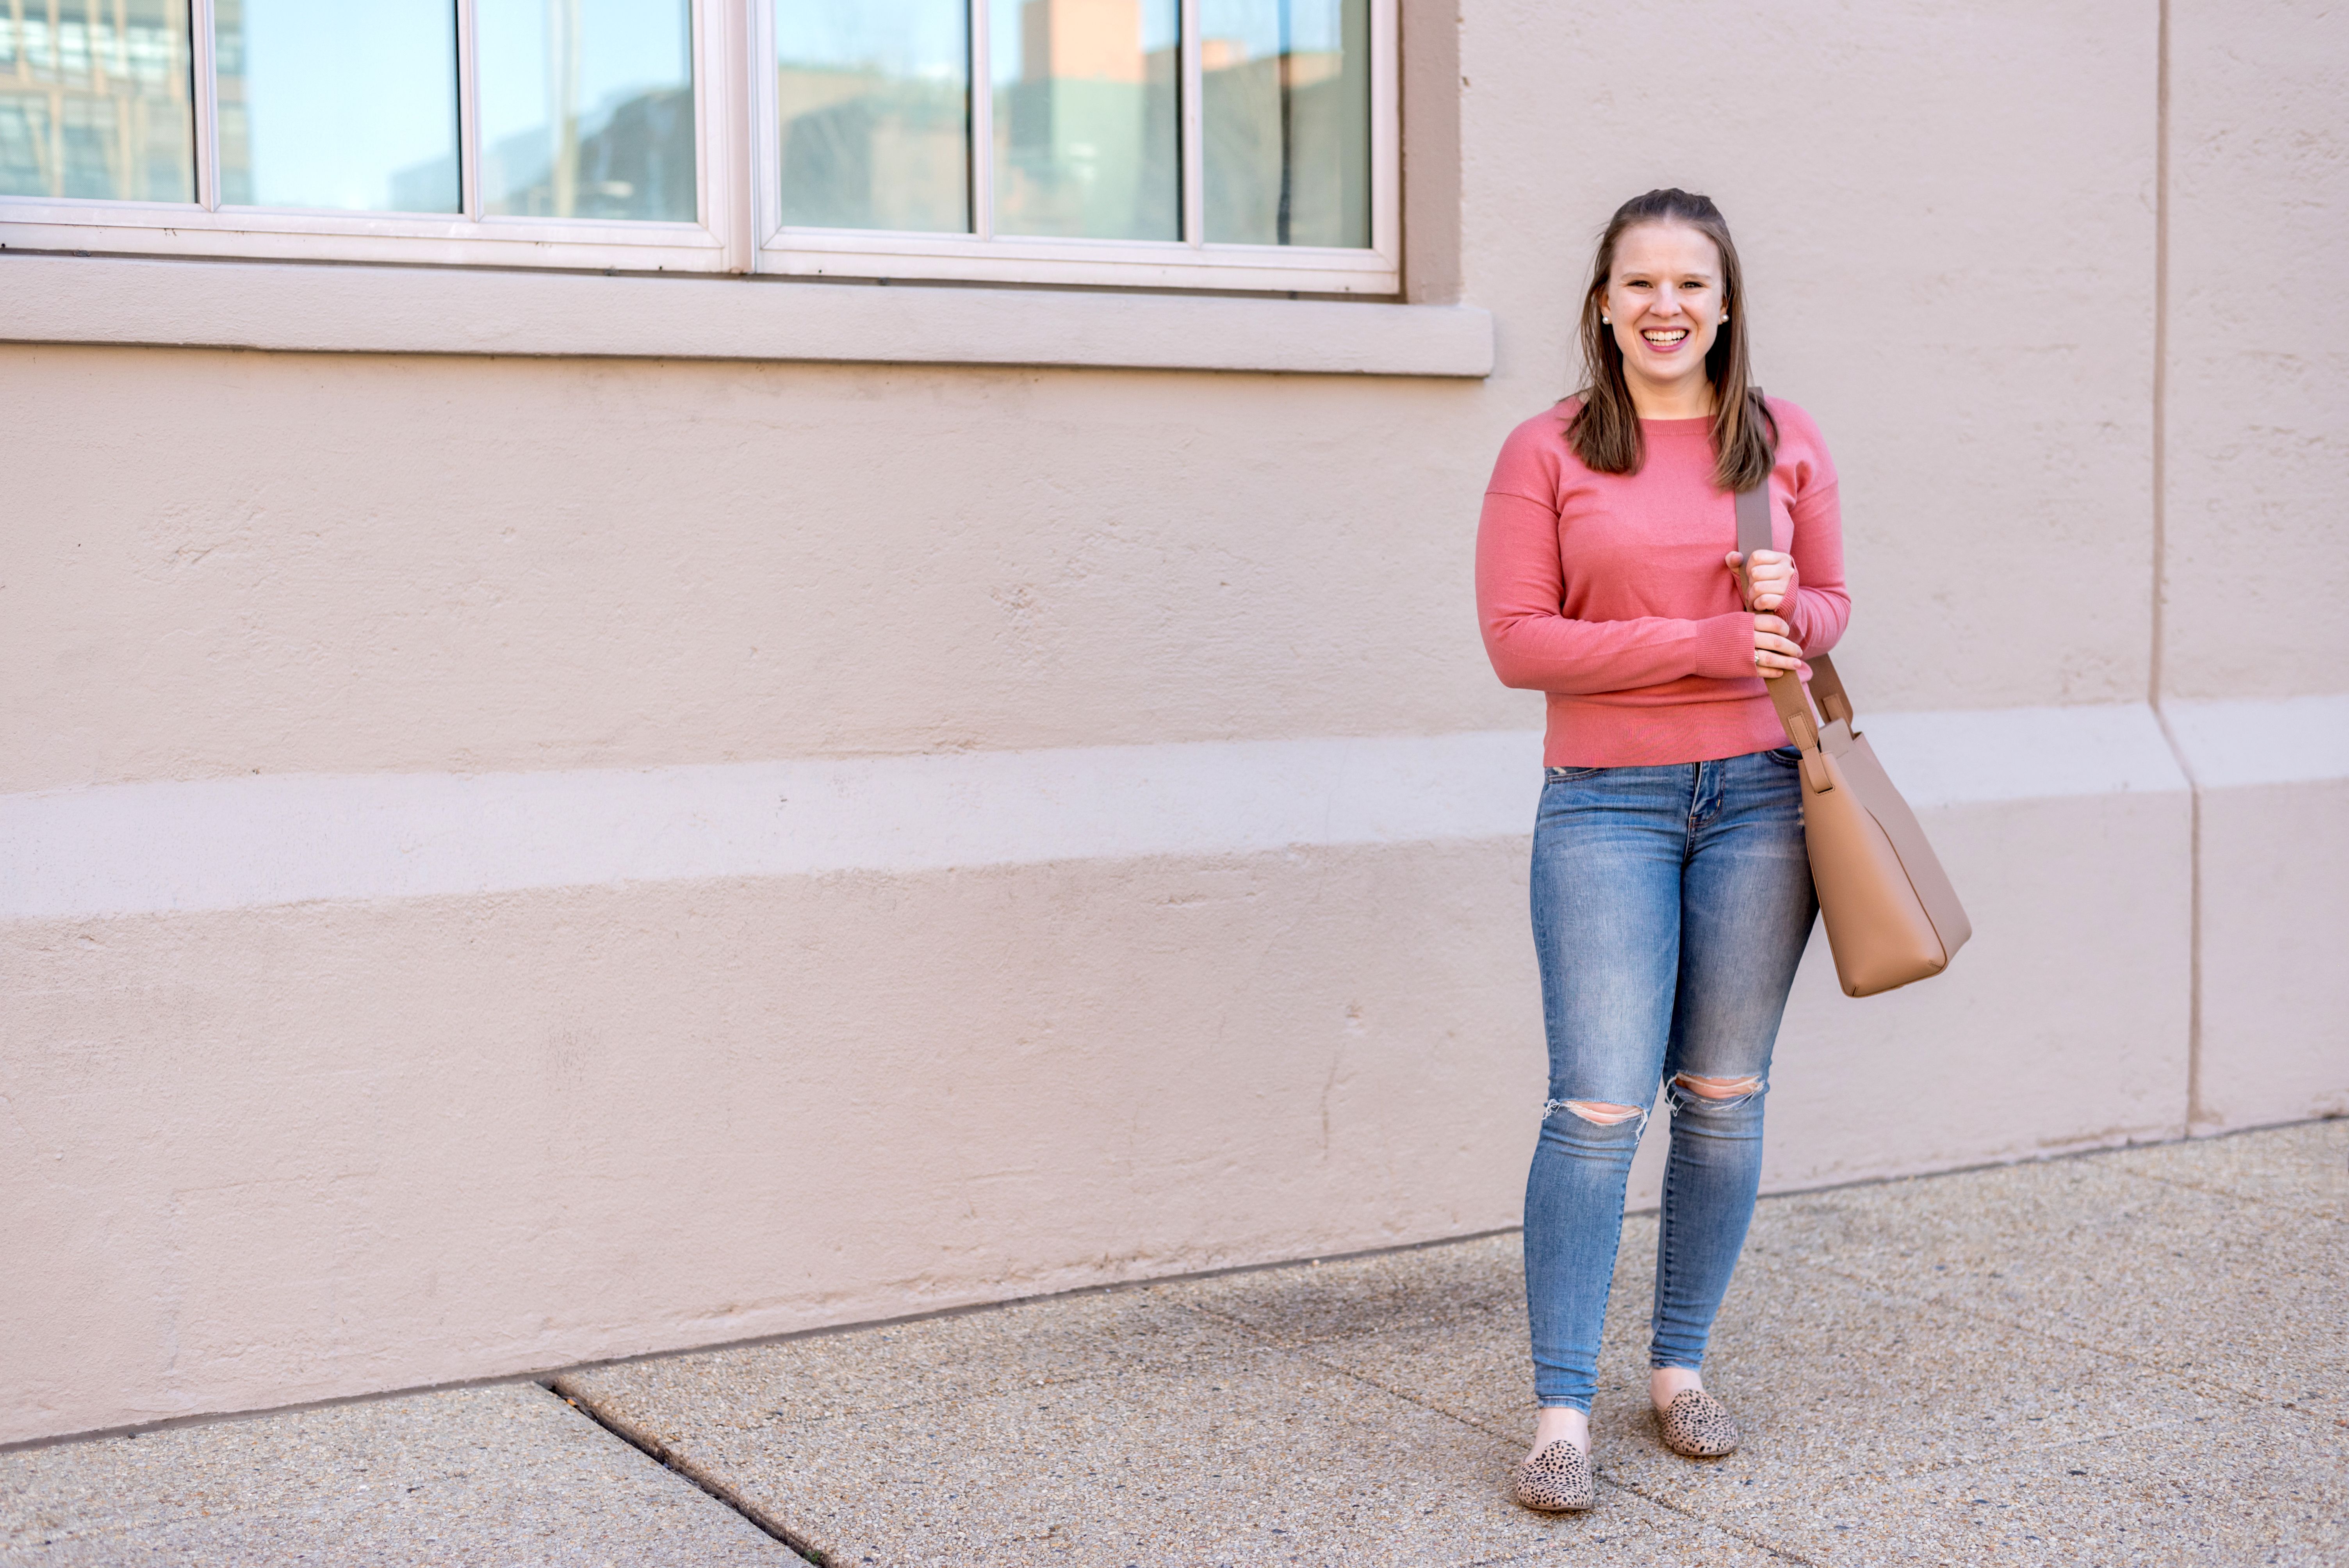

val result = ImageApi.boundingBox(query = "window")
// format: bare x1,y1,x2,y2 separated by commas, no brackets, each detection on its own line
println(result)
0,0,1395,292
1,0,725,270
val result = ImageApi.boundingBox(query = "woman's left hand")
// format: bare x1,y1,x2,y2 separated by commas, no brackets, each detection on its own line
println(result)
1724,549,1797,613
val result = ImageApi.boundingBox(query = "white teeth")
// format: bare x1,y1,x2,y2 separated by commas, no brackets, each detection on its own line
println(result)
1643,330,1688,343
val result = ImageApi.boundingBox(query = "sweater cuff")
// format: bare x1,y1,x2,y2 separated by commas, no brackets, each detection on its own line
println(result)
1695,611,1759,680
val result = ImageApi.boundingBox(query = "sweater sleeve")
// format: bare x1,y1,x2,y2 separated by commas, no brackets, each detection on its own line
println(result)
1477,487,1757,694
1769,405,1851,659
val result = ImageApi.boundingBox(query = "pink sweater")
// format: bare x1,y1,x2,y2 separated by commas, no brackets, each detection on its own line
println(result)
1477,398,1850,767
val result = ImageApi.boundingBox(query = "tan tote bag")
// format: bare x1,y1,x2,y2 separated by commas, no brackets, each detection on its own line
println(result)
1736,484,1971,997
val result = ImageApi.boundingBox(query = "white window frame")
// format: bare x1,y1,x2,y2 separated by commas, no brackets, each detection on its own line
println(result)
752,0,1399,295
0,0,741,272
0,0,1398,294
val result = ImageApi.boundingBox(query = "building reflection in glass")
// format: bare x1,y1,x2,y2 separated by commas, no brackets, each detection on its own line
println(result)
775,0,968,233
0,0,194,202
479,0,693,222
1202,0,1365,248
215,0,457,211
992,0,1176,241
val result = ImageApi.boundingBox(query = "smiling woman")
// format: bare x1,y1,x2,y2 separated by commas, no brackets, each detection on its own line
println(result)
1474,187,1853,1512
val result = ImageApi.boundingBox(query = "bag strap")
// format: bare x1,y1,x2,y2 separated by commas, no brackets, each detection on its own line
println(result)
1732,482,1851,793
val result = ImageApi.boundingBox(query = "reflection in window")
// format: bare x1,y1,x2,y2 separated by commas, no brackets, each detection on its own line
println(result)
1202,0,1365,247
776,0,968,233
0,0,194,202
214,0,457,212
478,0,694,222
993,0,1176,241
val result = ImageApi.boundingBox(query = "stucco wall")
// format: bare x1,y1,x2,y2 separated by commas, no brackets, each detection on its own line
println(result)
2,0,2342,1444
2162,0,2349,1131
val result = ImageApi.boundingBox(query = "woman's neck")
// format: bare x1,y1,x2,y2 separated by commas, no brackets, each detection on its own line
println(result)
1624,372,1716,421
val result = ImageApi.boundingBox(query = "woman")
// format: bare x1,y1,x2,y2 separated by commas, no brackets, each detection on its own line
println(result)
1475,188,1848,1512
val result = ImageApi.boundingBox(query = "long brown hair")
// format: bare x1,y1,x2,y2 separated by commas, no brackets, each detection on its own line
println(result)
1565,188,1776,492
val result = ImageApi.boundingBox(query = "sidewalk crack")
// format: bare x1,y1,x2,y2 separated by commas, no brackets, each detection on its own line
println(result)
545,1382,825,1565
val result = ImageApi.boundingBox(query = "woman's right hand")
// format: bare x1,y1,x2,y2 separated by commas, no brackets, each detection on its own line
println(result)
1752,614,1804,679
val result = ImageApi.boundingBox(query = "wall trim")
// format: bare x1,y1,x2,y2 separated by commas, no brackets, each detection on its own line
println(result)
0,253,1496,378
0,703,2226,921
2160,693,2349,790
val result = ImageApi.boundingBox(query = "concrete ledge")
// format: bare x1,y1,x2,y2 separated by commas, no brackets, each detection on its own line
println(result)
2161,691,2349,788
2163,692,2349,1130
0,706,2196,919
0,252,1496,377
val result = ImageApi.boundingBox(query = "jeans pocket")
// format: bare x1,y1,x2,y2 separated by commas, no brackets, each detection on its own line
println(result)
1545,765,1605,782
1763,745,1802,767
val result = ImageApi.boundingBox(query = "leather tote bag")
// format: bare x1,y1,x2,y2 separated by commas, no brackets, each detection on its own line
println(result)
1736,485,1971,996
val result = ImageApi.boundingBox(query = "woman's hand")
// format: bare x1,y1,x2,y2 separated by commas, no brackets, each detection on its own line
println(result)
1724,549,1797,613
1751,614,1804,679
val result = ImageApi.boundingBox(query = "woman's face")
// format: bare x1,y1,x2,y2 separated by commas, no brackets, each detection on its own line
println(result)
1602,221,1727,410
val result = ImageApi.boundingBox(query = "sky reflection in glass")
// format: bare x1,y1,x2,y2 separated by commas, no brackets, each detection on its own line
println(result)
214,0,458,212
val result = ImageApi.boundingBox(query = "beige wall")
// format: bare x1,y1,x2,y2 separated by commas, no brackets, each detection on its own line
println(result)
1,347,1500,791
2164,0,2349,703
3,0,2343,1444
2160,0,2349,1131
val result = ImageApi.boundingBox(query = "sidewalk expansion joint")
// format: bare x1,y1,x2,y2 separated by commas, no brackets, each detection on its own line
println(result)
544,1381,826,1565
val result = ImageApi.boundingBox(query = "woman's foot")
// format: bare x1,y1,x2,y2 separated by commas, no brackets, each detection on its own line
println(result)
1650,1367,1740,1457
1513,1411,1595,1513
1649,1365,1705,1411
1526,1404,1588,1463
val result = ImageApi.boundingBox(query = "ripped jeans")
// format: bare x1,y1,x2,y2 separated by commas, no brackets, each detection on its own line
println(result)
1524,748,1817,1411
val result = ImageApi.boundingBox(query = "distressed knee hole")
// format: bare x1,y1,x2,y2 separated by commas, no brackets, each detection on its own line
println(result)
1674,1073,1763,1100
1558,1099,1643,1126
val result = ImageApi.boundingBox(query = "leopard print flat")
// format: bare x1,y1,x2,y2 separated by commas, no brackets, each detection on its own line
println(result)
1512,1438,1595,1511
1656,1388,1741,1457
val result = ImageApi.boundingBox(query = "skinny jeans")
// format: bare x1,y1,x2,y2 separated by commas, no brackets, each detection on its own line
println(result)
1524,747,1817,1411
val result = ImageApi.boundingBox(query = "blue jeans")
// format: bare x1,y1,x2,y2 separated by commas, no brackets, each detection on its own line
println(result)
1523,748,1817,1411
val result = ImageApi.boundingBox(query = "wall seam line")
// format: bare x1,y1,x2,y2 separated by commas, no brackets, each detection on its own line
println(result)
2145,0,2204,1138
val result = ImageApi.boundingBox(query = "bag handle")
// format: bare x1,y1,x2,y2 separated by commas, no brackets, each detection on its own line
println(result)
1732,481,1850,794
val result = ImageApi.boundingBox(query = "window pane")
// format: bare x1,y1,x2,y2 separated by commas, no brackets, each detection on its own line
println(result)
992,0,1176,241
478,0,693,222
1201,0,1367,248
0,0,194,202
776,0,968,233
214,0,457,212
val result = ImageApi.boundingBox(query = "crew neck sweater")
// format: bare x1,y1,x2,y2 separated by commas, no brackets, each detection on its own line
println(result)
1476,397,1850,768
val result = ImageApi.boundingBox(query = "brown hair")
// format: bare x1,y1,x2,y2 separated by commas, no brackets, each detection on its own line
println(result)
1565,188,1776,492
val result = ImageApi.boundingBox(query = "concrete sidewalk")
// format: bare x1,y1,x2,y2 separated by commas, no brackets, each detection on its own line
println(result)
6,1121,2343,1566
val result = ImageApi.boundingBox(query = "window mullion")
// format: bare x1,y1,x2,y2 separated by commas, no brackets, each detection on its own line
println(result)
190,0,219,210
968,0,991,241
1179,0,1201,247
735,0,767,260
716,0,755,267
455,0,481,221
1369,0,1398,265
